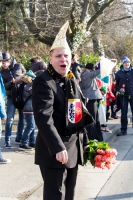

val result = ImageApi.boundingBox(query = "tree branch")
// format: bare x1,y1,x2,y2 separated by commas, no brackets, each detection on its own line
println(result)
87,0,115,30
104,15,132,25
19,0,53,45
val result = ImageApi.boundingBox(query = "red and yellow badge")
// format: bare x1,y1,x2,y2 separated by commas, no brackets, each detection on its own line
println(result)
68,99,82,123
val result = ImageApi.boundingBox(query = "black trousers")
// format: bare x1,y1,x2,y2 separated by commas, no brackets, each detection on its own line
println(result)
39,165,78,200
86,99,103,141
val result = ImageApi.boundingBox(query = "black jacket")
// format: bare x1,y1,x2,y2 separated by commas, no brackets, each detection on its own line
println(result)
115,65,133,96
0,59,26,96
70,62,82,79
30,61,47,72
32,70,88,168
23,83,33,113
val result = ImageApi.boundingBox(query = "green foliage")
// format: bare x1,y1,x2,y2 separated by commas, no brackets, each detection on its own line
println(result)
43,53,50,65
72,30,84,52
117,61,122,68
15,49,49,71
17,50,31,71
79,53,99,67
84,139,110,166
68,29,84,53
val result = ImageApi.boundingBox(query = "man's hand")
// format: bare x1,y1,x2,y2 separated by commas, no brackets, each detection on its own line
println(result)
77,78,81,82
56,150,68,164
12,77,21,84
12,78,16,84
15,77,21,83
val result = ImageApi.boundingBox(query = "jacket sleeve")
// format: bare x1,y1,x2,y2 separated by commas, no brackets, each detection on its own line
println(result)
76,65,82,79
3,78,13,91
32,75,66,156
83,130,89,147
82,69,100,80
20,63,26,74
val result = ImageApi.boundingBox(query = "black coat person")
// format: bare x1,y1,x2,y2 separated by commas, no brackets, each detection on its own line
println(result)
0,52,26,147
115,56,133,136
32,21,93,200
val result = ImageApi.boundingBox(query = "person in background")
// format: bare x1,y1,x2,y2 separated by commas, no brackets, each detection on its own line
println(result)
70,53,82,83
106,86,116,121
0,52,26,148
30,56,47,73
18,73,36,151
81,62,103,141
32,21,93,200
116,56,133,136
110,65,119,119
99,86,112,133
0,57,11,163
19,70,44,151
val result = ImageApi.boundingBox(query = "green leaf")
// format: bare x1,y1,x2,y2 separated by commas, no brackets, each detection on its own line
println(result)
84,140,112,167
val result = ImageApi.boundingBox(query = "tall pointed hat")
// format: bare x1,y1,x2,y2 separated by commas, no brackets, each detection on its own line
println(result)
50,21,71,51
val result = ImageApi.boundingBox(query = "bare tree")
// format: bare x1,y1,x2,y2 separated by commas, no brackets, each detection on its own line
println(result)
1,0,133,56
99,0,133,59
19,0,116,52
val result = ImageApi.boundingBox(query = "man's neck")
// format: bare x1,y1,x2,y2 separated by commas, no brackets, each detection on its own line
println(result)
124,68,130,71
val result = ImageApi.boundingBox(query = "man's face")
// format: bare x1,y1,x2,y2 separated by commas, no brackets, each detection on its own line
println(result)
123,62,130,71
50,48,71,76
2,60,11,69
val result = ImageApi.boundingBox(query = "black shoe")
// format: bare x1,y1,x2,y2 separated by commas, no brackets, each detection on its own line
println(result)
15,138,21,144
29,143,35,148
19,144,33,151
4,143,12,149
117,132,127,136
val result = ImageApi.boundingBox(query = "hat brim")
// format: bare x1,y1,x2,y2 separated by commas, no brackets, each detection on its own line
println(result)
0,58,10,61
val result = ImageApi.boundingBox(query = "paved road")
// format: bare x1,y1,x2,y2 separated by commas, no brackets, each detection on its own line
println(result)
96,126,133,200
0,111,132,200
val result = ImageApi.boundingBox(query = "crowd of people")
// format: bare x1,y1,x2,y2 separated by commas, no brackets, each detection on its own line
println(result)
0,21,133,200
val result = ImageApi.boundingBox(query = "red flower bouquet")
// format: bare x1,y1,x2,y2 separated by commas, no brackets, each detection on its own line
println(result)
84,140,117,169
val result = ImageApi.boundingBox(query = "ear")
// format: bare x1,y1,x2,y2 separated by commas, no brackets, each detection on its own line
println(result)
8,60,11,64
49,56,52,64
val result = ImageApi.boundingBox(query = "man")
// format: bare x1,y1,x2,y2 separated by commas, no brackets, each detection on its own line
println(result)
29,56,47,72
70,53,82,83
0,54,11,163
0,52,26,148
32,21,93,200
115,56,133,136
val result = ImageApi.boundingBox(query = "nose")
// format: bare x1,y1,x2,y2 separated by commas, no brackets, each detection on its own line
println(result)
60,55,66,62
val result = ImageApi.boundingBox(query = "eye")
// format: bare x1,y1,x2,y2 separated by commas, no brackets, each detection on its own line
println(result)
56,55,61,58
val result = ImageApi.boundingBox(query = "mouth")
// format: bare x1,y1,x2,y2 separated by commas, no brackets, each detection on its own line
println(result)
60,65,67,69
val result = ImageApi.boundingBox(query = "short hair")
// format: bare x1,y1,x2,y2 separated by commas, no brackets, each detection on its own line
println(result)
72,53,79,60
50,50,54,56
30,56,42,63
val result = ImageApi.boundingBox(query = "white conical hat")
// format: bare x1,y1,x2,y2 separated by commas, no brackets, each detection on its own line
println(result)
50,21,71,51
